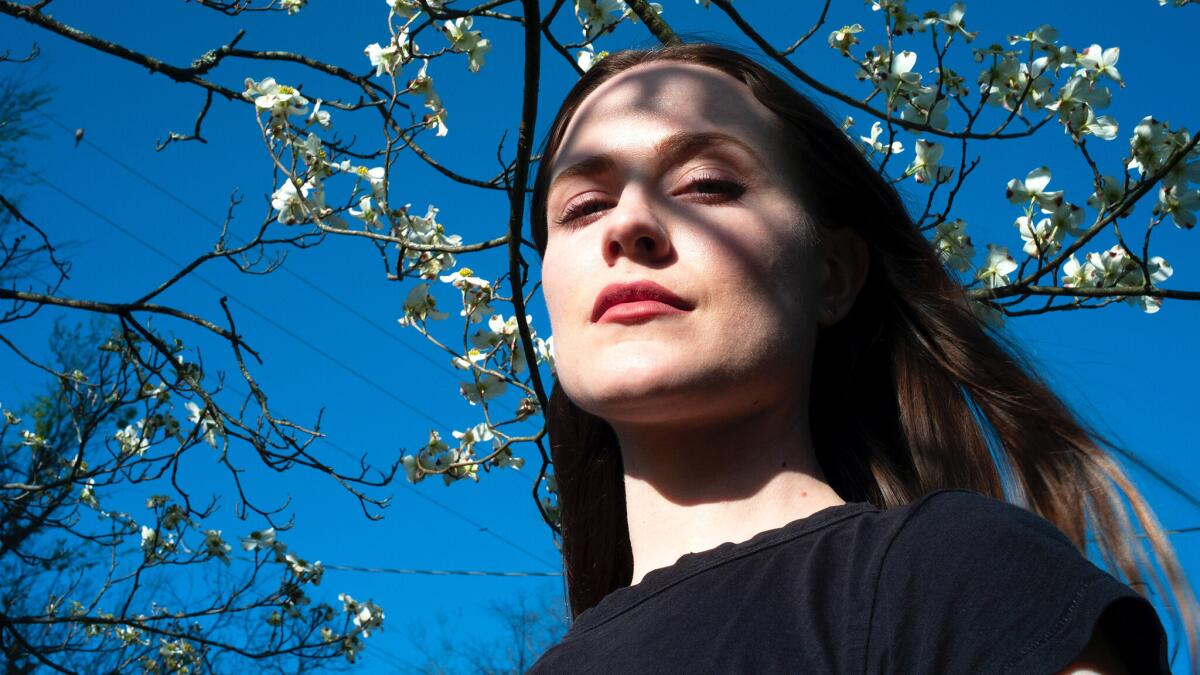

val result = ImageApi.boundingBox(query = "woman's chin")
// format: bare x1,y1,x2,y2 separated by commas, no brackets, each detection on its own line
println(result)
564,362,733,425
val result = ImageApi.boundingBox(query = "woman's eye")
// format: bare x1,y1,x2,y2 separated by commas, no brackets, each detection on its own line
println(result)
683,175,745,201
556,198,610,226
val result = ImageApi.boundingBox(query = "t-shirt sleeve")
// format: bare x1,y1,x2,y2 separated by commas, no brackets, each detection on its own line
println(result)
866,490,1170,675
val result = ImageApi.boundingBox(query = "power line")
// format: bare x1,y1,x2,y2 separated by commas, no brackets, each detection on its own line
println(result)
36,110,457,380
307,429,554,567
21,172,555,567
35,110,539,476
29,171,454,431
324,564,560,577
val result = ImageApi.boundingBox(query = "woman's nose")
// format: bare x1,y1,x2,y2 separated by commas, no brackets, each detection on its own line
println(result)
601,185,673,266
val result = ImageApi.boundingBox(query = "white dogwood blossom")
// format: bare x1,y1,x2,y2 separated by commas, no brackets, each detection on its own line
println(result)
245,78,309,119
976,244,1018,289
270,178,317,225
442,16,491,72
185,401,222,448
241,527,280,553
1155,184,1200,229
576,44,609,71
828,24,863,54
930,3,977,41
1076,44,1122,86
901,89,950,130
1015,213,1064,258
1006,167,1063,210
860,121,904,156
388,0,439,19
398,283,449,325
932,219,975,273
907,140,952,184
115,422,151,456
460,373,508,405
307,99,331,129
338,594,385,639
440,268,494,321
203,530,232,563
575,0,628,40
364,34,409,77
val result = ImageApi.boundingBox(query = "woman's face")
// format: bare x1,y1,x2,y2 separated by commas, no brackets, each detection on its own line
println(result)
541,62,838,426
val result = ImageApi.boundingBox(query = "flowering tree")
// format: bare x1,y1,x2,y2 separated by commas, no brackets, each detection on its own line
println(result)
1,0,1198,669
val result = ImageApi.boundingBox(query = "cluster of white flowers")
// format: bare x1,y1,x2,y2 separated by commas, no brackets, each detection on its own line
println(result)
184,401,223,448
867,0,976,39
21,429,47,448
280,0,306,14
467,313,537,373
574,0,629,40
575,44,610,72
456,421,524,471
79,478,99,509
388,0,439,20
856,45,954,134
829,24,863,55
840,3,1128,146
270,173,326,226
241,527,326,584
408,61,449,137
402,430,471,484
860,121,903,156
115,625,149,647
906,139,953,184
439,268,495,322
1005,167,1084,258
202,530,232,562
1124,117,1200,229
1061,246,1174,313
975,25,1120,142
1040,42,1120,141
338,593,385,638
932,218,974,272
114,421,151,456
999,159,1178,312
399,204,462,276
243,77,312,139
139,524,177,562
846,3,978,133
365,33,411,78
402,419,526,485
975,244,1019,289
398,282,449,326
441,16,491,73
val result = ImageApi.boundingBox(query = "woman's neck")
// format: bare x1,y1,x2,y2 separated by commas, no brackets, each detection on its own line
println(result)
613,400,845,586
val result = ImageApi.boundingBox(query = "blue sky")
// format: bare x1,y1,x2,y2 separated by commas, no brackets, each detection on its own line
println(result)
2,0,1198,671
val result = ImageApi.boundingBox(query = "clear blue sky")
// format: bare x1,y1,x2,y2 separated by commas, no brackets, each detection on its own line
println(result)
2,0,1198,671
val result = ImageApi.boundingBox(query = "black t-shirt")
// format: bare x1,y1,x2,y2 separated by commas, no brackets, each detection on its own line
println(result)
528,489,1170,674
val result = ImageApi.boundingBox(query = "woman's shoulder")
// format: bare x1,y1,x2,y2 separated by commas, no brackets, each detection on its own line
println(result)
882,487,1079,554
866,488,1169,674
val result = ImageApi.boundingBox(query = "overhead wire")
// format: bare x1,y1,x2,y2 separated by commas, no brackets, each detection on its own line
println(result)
36,110,457,379
35,109,540,479
20,170,556,568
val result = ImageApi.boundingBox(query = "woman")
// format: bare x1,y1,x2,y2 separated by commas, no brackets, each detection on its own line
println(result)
525,44,1196,674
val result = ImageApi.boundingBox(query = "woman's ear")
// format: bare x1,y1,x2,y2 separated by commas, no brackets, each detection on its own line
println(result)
817,227,870,327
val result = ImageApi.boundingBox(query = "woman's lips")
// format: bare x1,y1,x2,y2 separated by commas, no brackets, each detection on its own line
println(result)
591,281,694,324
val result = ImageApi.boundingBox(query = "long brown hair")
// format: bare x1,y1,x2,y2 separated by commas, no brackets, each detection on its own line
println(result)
530,43,1197,663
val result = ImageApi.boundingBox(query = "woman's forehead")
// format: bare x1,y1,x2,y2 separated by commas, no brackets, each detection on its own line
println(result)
552,62,782,173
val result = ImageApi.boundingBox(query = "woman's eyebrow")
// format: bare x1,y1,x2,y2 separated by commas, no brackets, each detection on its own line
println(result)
547,131,763,194
653,130,763,173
